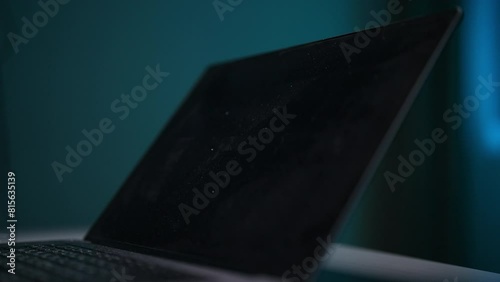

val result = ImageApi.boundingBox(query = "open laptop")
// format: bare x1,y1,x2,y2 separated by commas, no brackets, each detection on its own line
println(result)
1,8,462,282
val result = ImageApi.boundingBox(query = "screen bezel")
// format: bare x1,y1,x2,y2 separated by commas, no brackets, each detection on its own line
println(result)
85,7,463,278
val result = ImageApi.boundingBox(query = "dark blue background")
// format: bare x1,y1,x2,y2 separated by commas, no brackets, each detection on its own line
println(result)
1,0,499,276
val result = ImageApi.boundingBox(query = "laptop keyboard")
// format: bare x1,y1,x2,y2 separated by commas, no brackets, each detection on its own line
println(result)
0,242,202,282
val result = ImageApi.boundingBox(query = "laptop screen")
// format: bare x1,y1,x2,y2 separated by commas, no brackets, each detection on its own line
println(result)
87,9,460,276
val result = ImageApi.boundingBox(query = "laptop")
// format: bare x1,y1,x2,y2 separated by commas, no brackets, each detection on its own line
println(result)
1,8,462,282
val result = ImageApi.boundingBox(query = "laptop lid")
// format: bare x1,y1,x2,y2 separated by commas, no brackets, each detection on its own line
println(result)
86,8,462,277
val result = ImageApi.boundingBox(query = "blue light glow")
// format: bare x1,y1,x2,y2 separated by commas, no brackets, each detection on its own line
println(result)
463,0,500,152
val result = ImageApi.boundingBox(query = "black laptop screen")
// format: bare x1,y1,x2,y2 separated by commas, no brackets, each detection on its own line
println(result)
87,10,459,276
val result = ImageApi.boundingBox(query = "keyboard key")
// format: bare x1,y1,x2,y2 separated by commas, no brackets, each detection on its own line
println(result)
0,242,202,281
